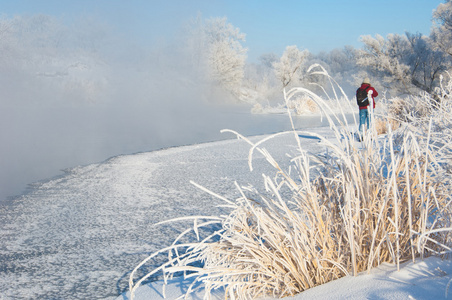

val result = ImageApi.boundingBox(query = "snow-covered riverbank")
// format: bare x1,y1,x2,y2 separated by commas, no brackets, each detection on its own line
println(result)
0,126,335,299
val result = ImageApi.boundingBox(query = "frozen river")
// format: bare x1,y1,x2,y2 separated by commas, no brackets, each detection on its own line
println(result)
0,105,345,202
0,109,351,299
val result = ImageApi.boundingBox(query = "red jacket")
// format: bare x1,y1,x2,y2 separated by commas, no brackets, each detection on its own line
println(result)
357,83,378,110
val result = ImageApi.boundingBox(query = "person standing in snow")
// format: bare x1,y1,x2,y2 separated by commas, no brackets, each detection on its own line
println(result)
356,77,378,135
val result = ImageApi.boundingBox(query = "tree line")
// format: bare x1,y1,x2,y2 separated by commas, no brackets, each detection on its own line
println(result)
192,1,452,105
2,2,452,106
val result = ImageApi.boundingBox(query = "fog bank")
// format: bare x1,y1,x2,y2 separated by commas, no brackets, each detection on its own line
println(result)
0,14,334,202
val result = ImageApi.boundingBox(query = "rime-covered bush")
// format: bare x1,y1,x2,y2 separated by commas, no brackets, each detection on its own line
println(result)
386,73,452,167
250,102,264,114
287,96,319,115
386,93,437,125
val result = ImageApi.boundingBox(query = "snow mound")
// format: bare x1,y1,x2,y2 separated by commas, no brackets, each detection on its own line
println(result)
118,256,452,300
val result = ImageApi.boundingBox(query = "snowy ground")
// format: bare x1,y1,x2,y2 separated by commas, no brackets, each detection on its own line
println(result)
118,256,452,300
0,123,334,299
2,118,451,300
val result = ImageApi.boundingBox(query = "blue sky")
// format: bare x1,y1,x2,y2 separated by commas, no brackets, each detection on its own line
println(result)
1,0,442,62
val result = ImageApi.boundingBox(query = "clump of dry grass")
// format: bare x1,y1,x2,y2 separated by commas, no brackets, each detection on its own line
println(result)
374,117,400,135
128,70,452,300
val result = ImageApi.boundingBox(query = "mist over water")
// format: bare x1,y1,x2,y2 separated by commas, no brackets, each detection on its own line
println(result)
0,97,328,202
0,14,332,202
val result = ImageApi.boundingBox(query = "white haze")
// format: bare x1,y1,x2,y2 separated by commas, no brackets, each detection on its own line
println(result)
0,15,331,202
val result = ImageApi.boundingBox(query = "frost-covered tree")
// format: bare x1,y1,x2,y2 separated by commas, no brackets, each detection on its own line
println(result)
358,34,412,95
316,46,359,85
317,46,358,77
242,53,281,104
405,32,449,96
273,45,309,89
184,16,247,98
205,17,247,96
358,32,449,98
313,46,360,95
357,1,452,98
259,52,279,69
207,37,246,93
432,0,452,57
256,53,280,91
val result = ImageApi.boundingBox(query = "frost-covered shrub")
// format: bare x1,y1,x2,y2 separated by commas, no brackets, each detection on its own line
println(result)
374,116,400,135
128,76,452,300
388,72,452,175
250,102,263,114
287,96,319,115
387,72,452,128
387,95,432,124
387,97,407,121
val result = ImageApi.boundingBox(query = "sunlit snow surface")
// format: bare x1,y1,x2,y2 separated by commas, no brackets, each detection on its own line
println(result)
0,127,334,299
119,256,452,300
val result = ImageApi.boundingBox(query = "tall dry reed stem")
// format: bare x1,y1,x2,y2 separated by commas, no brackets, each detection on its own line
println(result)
128,67,452,300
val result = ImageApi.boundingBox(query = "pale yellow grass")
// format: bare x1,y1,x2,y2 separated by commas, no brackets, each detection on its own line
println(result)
375,117,400,135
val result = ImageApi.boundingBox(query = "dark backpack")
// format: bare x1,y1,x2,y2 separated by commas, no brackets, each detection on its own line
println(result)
356,87,370,107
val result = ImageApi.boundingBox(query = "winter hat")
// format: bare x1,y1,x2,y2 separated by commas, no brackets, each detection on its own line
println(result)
363,77,370,84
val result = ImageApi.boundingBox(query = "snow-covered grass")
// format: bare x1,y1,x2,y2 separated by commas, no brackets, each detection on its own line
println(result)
128,71,452,299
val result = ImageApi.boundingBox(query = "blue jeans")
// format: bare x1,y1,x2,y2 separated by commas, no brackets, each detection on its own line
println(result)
359,109,369,133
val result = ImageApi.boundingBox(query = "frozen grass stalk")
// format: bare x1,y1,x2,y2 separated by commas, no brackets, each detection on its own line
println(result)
128,67,452,300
